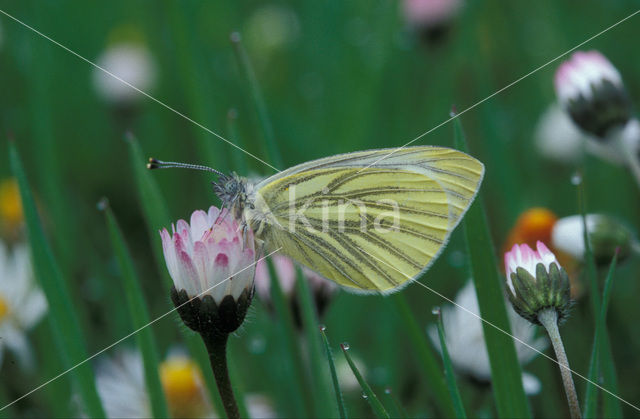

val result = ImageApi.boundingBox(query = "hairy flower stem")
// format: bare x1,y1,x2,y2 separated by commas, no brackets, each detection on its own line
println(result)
538,308,582,419
203,332,240,419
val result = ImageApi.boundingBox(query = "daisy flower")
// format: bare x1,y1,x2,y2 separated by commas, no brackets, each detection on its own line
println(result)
0,241,47,369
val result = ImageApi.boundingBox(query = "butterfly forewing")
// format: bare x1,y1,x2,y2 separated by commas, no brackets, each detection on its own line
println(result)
250,146,484,293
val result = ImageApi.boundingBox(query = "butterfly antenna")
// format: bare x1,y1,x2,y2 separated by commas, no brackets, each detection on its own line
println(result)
147,158,225,177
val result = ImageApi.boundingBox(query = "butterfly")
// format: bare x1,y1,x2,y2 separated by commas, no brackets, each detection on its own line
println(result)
149,146,484,294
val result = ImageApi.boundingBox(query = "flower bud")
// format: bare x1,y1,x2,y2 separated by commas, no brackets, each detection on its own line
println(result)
504,242,572,325
552,214,633,266
402,0,462,44
554,50,631,139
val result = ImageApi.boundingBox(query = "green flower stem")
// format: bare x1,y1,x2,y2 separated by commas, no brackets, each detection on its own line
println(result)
203,332,240,419
538,309,581,419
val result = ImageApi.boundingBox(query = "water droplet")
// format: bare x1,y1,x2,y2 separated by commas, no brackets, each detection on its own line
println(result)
384,388,392,395
319,324,326,332
248,336,266,354
432,306,441,316
571,172,582,185
362,393,369,399
341,342,350,350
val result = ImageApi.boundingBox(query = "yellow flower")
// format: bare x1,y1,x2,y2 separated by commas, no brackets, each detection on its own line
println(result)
160,355,209,418
0,178,23,230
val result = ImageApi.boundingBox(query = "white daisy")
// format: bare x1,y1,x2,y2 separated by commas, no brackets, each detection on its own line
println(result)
95,348,275,418
428,281,547,395
93,42,156,106
0,241,47,369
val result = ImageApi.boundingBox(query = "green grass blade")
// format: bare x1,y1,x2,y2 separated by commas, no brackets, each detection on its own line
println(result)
126,133,226,415
125,133,172,283
8,142,105,417
340,343,390,418
101,201,169,418
577,174,622,418
226,109,249,176
230,32,283,171
583,251,619,418
453,118,531,418
0,386,14,419
320,327,348,419
32,326,73,417
391,294,454,417
294,266,335,417
266,258,312,417
161,1,225,171
434,307,467,419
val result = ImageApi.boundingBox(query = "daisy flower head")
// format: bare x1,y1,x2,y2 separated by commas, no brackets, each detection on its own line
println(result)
554,50,631,139
160,206,257,336
504,242,572,325
93,41,156,107
95,348,276,418
0,241,47,369
95,348,211,418
402,0,462,44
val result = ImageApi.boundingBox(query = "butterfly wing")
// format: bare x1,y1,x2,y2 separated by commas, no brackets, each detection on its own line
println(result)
251,146,484,293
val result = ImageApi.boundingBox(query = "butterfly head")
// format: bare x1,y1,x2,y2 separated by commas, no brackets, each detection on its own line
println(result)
212,172,250,220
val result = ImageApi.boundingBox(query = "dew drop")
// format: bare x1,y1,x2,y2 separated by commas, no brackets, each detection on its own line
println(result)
341,342,350,350
432,306,441,316
248,336,266,354
319,324,326,332
384,388,392,395
362,393,369,399
571,172,582,185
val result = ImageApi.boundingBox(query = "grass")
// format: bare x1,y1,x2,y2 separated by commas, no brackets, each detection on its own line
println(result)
1,1,640,417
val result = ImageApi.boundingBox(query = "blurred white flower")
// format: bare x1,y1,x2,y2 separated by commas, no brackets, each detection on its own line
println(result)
552,214,634,265
0,241,47,369
95,348,276,418
535,104,640,167
534,103,586,163
587,119,640,166
428,282,547,395
244,5,300,67
93,43,156,105
402,0,462,28
96,348,212,418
